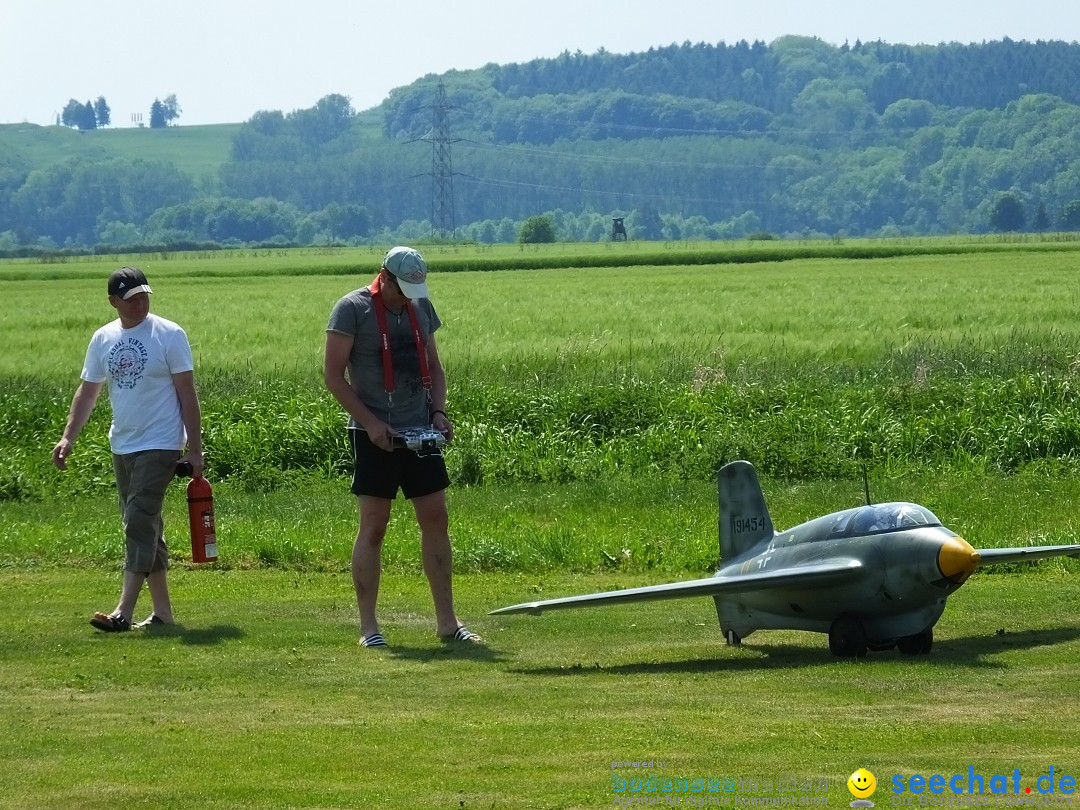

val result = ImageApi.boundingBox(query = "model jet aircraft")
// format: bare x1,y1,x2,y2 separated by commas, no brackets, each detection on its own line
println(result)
491,460,1080,657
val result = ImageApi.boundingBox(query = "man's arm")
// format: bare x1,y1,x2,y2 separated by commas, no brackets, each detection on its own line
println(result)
52,380,103,470
323,330,396,451
173,370,205,477
425,333,453,444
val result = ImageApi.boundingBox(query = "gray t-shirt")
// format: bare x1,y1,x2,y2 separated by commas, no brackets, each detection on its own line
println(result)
326,286,442,429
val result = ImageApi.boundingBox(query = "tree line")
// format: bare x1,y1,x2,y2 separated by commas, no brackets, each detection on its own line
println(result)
6,37,1080,250
58,94,181,130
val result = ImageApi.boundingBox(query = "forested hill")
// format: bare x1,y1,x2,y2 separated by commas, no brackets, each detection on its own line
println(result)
383,36,1080,142
496,37,1080,110
5,36,1080,251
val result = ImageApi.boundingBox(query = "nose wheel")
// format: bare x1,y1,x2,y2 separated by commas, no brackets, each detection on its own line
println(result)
829,614,867,658
897,627,933,655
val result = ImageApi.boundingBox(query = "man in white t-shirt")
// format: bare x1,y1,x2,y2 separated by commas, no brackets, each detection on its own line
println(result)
52,267,204,632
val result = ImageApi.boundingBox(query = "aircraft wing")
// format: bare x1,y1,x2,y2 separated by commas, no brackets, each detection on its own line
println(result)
489,559,863,616
975,543,1080,566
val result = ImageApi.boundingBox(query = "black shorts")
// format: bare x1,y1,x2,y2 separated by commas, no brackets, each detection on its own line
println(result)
349,429,450,500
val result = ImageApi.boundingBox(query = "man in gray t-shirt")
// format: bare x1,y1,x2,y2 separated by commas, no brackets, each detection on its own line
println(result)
325,280,441,430
323,246,482,649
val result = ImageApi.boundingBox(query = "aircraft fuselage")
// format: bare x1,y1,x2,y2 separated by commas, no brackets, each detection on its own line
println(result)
715,504,975,645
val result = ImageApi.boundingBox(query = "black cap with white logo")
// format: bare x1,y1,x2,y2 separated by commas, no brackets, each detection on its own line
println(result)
107,267,153,300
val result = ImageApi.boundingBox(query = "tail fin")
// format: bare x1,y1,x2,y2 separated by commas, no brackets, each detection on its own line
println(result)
717,460,775,560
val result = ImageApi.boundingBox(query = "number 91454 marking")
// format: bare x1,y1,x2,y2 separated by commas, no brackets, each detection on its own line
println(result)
731,516,768,534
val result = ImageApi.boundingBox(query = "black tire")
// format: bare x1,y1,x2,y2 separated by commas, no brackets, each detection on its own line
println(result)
898,627,933,656
828,614,867,658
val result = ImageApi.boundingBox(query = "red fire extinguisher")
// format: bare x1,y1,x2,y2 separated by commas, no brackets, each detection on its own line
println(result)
187,475,219,563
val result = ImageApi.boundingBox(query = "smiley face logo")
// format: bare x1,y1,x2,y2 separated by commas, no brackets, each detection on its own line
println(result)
848,768,877,799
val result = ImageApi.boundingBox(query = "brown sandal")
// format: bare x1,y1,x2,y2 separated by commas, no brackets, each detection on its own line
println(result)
89,612,130,632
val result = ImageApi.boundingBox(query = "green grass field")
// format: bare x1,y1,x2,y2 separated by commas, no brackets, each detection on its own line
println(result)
1,242,1078,808
1,569,1077,809
3,242,1079,380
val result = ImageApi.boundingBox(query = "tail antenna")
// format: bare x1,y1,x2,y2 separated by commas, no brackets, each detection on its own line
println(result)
862,464,873,506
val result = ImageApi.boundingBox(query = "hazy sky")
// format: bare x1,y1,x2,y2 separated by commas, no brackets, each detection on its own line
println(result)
3,0,1079,127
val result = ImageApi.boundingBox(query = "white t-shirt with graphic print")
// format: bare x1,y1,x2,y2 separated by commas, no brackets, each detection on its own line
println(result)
81,313,195,454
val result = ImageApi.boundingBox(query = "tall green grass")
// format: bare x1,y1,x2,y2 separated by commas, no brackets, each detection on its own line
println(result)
5,365,1079,504
3,247,1080,503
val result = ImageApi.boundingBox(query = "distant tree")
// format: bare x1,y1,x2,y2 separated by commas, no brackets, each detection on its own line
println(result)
791,79,876,146
93,96,111,128
1061,200,1080,230
249,109,286,136
880,98,936,130
1032,201,1050,231
60,99,97,131
635,204,664,240
518,214,556,243
143,196,300,243
989,192,1026,232
80,99,98,131
97,220,142,246
149,99,167,129
496,218,518,243
60,99,83,129
162,94,181,125
475,220,498,244
289,94,354,147
320,202,372,241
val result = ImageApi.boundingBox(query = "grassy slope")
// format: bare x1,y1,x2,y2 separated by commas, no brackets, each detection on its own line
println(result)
0,122,240,183
0,109,384,185
0,569,1076,809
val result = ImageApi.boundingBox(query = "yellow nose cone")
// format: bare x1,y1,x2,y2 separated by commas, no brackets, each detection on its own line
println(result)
938,536,980,585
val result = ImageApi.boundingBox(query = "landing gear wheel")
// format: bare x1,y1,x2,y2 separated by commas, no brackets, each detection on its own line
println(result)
829,614,867,658
724,629,741,647
897,627,933,655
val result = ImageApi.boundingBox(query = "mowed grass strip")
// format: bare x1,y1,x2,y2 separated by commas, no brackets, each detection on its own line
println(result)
0,569,1077,809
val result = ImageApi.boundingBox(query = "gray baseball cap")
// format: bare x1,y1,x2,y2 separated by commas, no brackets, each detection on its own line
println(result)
382,246,429,299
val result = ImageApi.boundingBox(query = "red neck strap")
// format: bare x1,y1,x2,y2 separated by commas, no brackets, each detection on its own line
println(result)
370,274,432,404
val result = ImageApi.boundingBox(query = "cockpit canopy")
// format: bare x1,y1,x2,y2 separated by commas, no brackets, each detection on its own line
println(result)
847,502,942,535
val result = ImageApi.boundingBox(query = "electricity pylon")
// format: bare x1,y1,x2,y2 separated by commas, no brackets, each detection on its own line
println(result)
423,81,458,239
